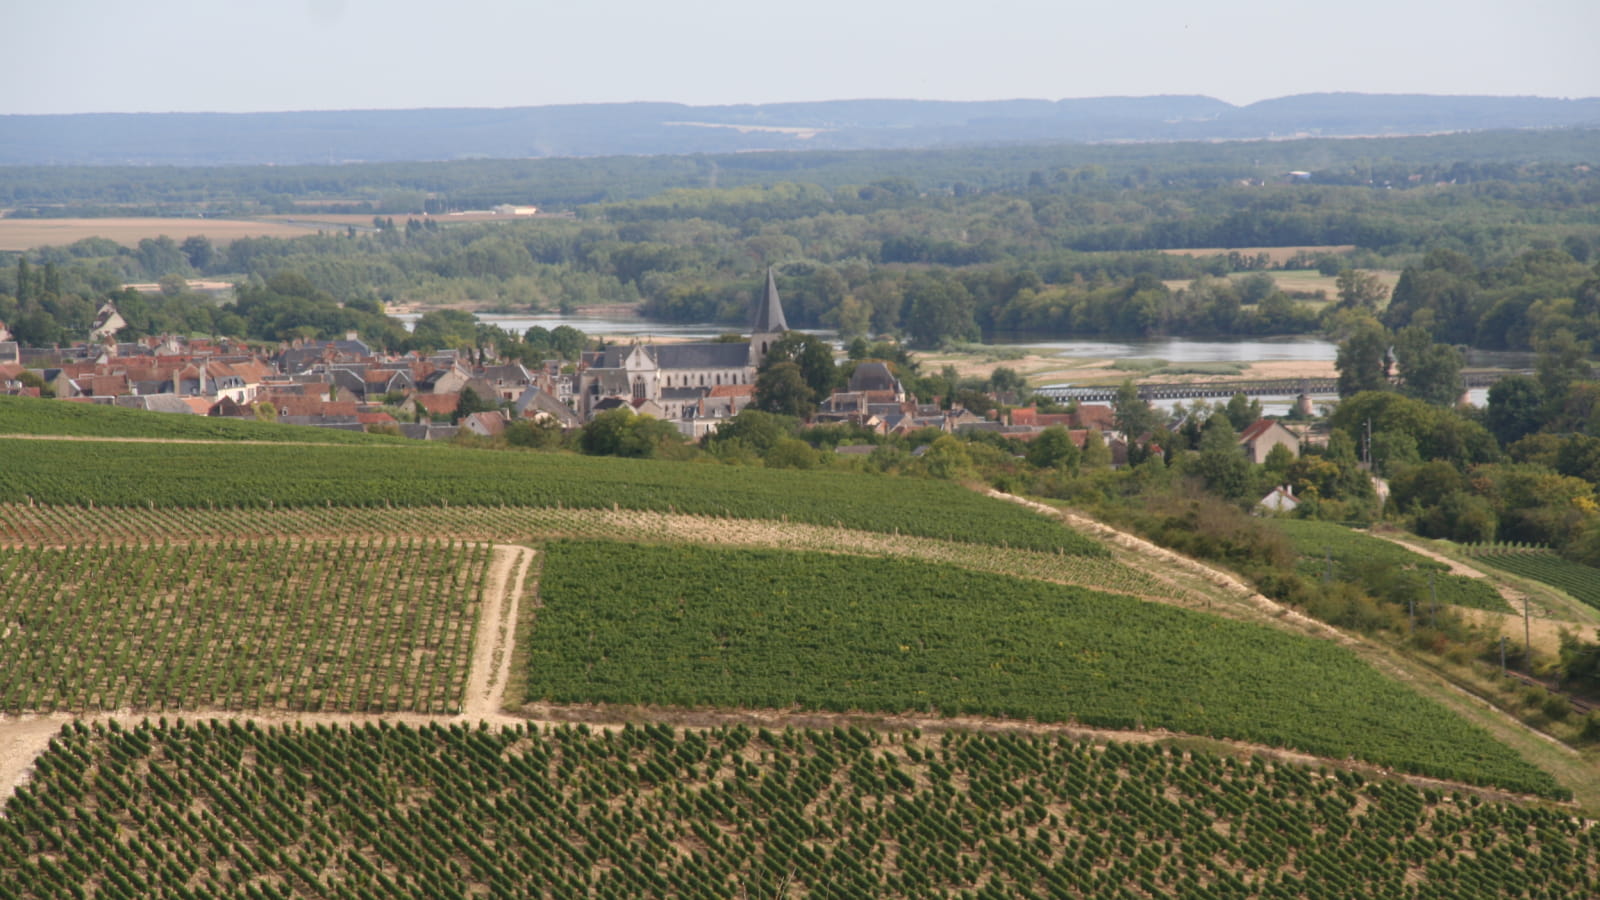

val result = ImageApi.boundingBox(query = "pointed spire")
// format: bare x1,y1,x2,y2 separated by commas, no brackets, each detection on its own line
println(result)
751,267,788,334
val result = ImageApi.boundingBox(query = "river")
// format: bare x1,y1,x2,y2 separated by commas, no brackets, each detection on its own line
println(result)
398,312,1496,412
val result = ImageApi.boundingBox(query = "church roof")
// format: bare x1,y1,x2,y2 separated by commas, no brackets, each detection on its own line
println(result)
590,342,751,370
751,268,788,334
655,343,750,369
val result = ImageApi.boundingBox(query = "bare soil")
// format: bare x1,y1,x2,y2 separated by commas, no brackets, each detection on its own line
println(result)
461,546,536,720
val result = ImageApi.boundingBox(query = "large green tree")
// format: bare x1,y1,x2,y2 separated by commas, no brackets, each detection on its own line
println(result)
754,362,818,419
1334,316,1392,398
762,332,838,402
901,272,978,348
1392,325,1463,407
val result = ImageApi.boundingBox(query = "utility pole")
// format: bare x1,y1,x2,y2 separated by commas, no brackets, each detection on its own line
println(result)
1500,636,1507,676
1428,571,1437,630
1523,595,1532,662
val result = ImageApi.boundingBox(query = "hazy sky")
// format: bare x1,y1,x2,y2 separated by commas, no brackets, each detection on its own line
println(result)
7,0,1597,115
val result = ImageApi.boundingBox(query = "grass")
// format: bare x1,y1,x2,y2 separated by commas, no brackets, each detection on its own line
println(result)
1276,519,1512,612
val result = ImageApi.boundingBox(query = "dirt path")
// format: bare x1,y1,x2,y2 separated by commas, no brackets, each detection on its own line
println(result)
0,714,73,808
987,491,1353,644
461,545,536,721
1366,531,1537,609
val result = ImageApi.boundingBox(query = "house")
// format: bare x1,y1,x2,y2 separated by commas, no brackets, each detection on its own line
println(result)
461,410,508,438
411,392,461,421
1237,418,1300,464
513,386,582,429
89,302,126,342
1259,485,1300,513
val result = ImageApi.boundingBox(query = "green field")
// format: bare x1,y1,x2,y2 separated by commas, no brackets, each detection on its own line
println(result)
0,395,403,444
0,437,1101,554
527,541,1561,796
1468,548,1600,612
0,539,487,714
1276,519,1511,612
2,720,1591,900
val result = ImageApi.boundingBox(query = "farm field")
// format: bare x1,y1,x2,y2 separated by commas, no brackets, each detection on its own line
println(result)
527,541,1563,797
3,720,1592,900
0,217,324,251
0,539,489,714
0,396,403,444
1468,547,1600,612
0,503,1174,607
0,437,1101,554
1276,519,1511,612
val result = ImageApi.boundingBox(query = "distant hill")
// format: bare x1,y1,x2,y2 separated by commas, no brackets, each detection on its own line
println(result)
2,93,1597,166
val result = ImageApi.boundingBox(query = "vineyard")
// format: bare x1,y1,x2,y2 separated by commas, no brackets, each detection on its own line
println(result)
0,502,1177,606
1275,520,1510,612
1467,546,1600,612
0,438,1102,554
528,541,1564,797
1,719,1592,899
0,396,401,444
0,538,488,714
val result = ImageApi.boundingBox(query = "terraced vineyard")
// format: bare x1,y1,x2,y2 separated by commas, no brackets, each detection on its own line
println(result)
1276,520,1511,612
528,541,1564,797
0,437,1100,554
2,720,1592,900
1467,546,1600,612
0,538,488,714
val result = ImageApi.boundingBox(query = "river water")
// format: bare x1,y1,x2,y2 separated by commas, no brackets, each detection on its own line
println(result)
400,312,1495,412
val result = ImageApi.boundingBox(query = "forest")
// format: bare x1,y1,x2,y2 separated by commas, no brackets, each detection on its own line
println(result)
0,127,1596,351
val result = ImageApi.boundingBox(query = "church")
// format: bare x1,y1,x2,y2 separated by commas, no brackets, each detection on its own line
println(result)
576,269,789,433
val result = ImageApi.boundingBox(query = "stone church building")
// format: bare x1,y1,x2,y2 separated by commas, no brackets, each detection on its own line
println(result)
577,269,789,432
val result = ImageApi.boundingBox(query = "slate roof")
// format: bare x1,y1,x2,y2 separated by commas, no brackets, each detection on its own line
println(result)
654,342,751,369
849,362,897,393
752,268,788,333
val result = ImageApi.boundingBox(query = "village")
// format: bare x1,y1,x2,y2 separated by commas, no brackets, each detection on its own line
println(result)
0,270,1305,501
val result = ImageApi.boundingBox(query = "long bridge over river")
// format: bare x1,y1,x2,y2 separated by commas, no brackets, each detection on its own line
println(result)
1036,372,1511,404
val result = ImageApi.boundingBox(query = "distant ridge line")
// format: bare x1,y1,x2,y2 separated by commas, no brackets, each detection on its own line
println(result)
1,93,1597,166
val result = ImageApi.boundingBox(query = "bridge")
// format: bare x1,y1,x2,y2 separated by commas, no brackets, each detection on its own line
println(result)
1036,371,1512,404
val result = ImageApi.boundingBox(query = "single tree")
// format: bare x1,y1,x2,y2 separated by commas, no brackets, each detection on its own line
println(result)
754,362,817,419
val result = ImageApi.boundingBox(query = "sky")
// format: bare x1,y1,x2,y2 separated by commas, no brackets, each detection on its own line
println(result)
6,0,1598,115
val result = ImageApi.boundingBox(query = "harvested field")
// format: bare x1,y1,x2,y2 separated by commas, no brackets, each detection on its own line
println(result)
0,217,324,250
1159,244,1355,265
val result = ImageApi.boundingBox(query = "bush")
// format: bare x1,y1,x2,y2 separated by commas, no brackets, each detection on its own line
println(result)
1540,693,1572,722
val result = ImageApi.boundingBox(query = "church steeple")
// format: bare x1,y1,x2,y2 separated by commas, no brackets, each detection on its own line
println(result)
749,267,788,364
751,267,788,334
